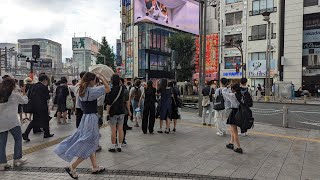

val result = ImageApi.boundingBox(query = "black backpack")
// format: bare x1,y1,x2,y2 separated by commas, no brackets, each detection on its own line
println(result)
235,91,254,131
243,90,253,107
213,89,225,111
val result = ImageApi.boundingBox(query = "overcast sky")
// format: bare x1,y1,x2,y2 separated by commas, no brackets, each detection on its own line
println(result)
0,0,120,60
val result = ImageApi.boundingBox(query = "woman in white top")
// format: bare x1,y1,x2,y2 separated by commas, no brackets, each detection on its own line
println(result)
222,83,243,154
0,77,29,170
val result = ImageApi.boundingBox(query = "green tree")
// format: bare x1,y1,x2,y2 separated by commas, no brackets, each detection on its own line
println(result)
168,33,196,82
97,36,115,70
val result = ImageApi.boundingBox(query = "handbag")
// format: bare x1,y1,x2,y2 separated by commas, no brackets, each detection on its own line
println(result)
202,88,212,107
66,87,74,109
106,86,123,121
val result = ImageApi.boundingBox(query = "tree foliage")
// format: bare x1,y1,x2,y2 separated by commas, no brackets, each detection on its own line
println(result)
168,33,196,82
97,36,115,70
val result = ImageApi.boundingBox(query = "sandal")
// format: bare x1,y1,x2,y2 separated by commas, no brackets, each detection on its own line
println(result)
65,166,78,179
92,166,105,174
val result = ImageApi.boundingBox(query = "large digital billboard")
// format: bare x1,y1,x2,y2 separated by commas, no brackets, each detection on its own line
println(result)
134,0,199,35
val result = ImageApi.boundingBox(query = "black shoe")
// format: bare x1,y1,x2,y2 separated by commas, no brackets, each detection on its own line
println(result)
96,146,102,152
165,129,170,134
149,131,154,134
108,148,116,153
173,128,176,132
234,148,243,154
127,126,133,130
22,133,30,142
143,132,147,134
203,123,207,126
157,130,163,133
68,116,71,120
44,134,54,138
117,148,122,152
226,143,234,150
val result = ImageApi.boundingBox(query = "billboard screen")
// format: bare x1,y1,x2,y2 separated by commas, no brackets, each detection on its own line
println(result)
134,0,199,35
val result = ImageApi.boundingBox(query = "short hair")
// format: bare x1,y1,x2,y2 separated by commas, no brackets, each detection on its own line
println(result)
127,81,132,86
39,74,49,82
135,79,141,87
111,74,120,86
80,71,86,79
2,75,10,79
72,79,77,85
60,77,68,84
206,80,212,86
221,78,228,85
120,78,125,84
240,78,247,85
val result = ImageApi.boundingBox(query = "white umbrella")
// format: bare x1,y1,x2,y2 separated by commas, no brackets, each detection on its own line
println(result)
89,64,114,81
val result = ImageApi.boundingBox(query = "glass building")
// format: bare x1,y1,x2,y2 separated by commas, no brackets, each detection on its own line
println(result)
137,23,176,79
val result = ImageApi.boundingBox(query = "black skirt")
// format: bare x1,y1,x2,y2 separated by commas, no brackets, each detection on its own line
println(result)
227,108,238,126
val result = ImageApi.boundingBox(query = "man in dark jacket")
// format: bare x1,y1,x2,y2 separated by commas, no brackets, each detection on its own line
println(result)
22,74,54,141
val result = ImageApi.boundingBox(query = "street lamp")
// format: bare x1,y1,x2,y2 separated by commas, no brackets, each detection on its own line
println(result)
262,11,272,98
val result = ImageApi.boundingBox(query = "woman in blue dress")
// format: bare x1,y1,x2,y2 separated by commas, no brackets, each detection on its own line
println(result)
53,72,110,179
157,79,172,134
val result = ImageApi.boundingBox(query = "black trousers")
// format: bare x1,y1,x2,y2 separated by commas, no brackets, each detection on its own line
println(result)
123,115,129,141
24,121,50,136
76,108,83,128
142,103,155,133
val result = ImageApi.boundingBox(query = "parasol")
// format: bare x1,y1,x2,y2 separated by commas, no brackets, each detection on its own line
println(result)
89,64,114,81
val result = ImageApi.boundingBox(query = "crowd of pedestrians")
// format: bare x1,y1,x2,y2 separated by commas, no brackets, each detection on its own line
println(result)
0,72,254,179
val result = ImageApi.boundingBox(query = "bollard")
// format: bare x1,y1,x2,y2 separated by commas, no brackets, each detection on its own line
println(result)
282,105,288,128
304,95,307,104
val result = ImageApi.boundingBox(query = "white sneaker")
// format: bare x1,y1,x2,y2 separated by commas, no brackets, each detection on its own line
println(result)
238,132,247,137
13,158,27,166
216,132,223,136
0,163,11,171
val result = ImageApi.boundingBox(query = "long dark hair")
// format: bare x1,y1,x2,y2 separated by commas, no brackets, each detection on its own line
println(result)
158,78,168,92
146,80,153,90
0,78,15,103
78,72,96,97
232,83,242,103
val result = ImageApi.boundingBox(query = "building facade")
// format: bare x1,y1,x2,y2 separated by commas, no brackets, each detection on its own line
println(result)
0,43,17,75
121,0,200,79
72,37,101,73
282,0,320,93
219,0,281,88
18,39,62,73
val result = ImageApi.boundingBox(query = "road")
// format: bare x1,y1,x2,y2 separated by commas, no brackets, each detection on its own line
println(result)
182,102,320,130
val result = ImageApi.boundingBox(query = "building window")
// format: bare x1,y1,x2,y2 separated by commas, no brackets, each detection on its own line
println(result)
251,0,275,16
226,0,243,4
225,34,242,48
251,24,267,40
250,52,273,61
225,12,242,26
304,0,319,7
224,56,241,69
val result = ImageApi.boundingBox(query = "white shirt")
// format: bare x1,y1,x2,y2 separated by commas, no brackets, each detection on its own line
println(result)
215,87,232,109
97,95,105,106
0,93,28,132
222,89,240,109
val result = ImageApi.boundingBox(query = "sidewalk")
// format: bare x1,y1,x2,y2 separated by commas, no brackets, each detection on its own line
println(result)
1,111,320,180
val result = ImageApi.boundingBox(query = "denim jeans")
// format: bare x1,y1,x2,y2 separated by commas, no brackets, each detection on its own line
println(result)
0,126,23,163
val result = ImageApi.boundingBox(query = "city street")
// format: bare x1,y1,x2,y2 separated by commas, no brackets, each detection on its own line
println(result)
183,102,320,130
1,110,320,180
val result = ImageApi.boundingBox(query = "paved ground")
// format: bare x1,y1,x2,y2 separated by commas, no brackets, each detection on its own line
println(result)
2,111,320,180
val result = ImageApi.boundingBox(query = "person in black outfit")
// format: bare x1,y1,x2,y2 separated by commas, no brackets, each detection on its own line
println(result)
120,78,130,145
141,81,156,134
56,77,69,124
168,81,180,132
22,74,54,141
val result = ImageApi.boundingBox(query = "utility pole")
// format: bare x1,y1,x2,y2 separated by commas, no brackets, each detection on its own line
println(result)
262,12,272,99
198,0,204,116
0,48,2,76
4,47,7,73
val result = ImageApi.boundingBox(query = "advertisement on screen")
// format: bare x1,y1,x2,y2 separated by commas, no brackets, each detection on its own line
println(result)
134,0,199,35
